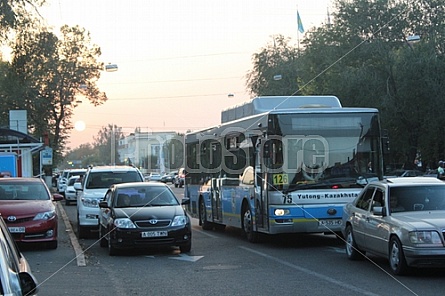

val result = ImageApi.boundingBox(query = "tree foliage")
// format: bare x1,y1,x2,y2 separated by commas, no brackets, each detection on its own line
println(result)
6,23,107,163
93,124,123,166
0,0,45,41
247,0,445,170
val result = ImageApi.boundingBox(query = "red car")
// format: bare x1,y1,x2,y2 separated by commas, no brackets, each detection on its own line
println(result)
0,178,63,249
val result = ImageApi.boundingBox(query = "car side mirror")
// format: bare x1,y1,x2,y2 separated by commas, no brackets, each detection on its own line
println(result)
372,206,386,217
19,272,38,295
181,197,190,205
99,201,109,208
74,182,82,191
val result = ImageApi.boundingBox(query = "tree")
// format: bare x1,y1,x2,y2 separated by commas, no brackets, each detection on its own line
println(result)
246,35,302,97
245,0,445,169
0,0,45,41
93,124,123,166
8,24,107,164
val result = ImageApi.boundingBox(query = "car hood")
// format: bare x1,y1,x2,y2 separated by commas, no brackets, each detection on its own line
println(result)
113,205,186,220
393,211,445,229
84,188,108,199
0,200,55,217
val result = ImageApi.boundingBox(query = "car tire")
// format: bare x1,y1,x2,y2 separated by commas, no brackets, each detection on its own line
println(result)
65,199,71,206
242,204,259,243
199,198,213,230
345,225,363,260
108,238,118,256
77,219,88,239
174,183,178,188
47,241,58,249
99,225,107,248
389,236,409,275
179,240,192,253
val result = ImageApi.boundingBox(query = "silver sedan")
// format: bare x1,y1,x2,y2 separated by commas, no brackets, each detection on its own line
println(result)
342,177,445,275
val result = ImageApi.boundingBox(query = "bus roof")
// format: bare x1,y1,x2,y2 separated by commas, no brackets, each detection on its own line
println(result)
221,96,342,123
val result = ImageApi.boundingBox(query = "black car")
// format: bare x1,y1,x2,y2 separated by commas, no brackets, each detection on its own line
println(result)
0,216,38,295
160,172,177,184
98,182,191,256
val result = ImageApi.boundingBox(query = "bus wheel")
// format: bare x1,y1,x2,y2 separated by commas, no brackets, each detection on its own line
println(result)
199,198,213,230
242,205,259,243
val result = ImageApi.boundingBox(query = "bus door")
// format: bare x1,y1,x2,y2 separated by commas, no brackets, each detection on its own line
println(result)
254,138,268,230
210,178,222,222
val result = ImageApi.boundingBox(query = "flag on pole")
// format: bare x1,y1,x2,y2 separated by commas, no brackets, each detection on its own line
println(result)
297,10,304,33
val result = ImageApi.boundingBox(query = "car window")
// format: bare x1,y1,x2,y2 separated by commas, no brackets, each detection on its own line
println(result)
389,186,445,211
0,183,49,200
355,187,375,210
114,187,179,207
86,171,143,189
371,189,384,209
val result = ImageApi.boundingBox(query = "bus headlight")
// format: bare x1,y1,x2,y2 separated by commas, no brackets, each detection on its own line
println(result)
274,209,290,216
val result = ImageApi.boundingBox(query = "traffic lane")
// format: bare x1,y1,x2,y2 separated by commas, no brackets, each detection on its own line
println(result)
24,188,445,296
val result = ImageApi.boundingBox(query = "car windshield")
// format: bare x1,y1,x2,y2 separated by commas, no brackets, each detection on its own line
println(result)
86,171,142,189
114,186,179,208
389,186,445,212
0,183,49,200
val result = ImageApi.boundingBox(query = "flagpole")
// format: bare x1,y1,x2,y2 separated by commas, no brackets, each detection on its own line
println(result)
296,5,300,56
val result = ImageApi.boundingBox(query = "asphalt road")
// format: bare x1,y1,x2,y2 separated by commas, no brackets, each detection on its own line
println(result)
21,183,445,296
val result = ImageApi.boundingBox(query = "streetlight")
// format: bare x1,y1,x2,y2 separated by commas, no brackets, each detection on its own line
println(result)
105,63,118,72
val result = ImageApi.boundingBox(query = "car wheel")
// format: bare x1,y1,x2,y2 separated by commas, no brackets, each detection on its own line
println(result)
65,199,71,206
99,225,107,248
174,183,178,188
47,241,58,249
389,237,409,275
179,240,192,253
345,225,363,260
108,237,118,256
242,204,259,243
199,198,213,230
77,218,88,239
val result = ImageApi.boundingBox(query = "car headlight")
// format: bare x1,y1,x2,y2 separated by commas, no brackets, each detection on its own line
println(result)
34,210,56,221
81,198,99,208
114,218,136,229
409,231,442,244
171,215,187,226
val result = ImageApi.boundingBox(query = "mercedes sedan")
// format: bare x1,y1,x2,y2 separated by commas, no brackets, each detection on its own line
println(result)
342,177,445,275
99,182,191,256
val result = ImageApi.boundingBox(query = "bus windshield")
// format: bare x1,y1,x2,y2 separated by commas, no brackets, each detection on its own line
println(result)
266,112,382,192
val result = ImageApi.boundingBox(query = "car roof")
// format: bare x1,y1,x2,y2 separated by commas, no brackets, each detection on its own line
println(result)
87,165,140,172
0,177,43,184
371,177,444,188
113,182,168,189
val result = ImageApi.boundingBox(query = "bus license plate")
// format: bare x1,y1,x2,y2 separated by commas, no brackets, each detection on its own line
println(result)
142,231,168,238
8,227,25,233
318,219,342,227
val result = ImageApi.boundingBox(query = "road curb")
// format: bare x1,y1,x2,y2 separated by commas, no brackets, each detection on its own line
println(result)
56,202,86,266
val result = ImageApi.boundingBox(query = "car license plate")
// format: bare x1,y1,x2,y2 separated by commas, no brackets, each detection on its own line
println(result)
318,219,342,227
8,227,25,233
141,231,168,238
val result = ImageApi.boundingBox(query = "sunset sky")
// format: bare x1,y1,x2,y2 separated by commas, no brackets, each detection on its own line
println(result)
40,0,332,148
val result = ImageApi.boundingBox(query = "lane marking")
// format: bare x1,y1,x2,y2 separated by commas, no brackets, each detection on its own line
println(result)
57,202,86,266
239,246,381,296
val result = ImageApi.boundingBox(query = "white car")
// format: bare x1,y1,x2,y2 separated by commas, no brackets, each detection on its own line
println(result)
74,165,144,238
57,168,87,196
64,175,81,206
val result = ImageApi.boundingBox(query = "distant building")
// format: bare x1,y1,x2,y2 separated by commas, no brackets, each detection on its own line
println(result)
117,131,180,174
